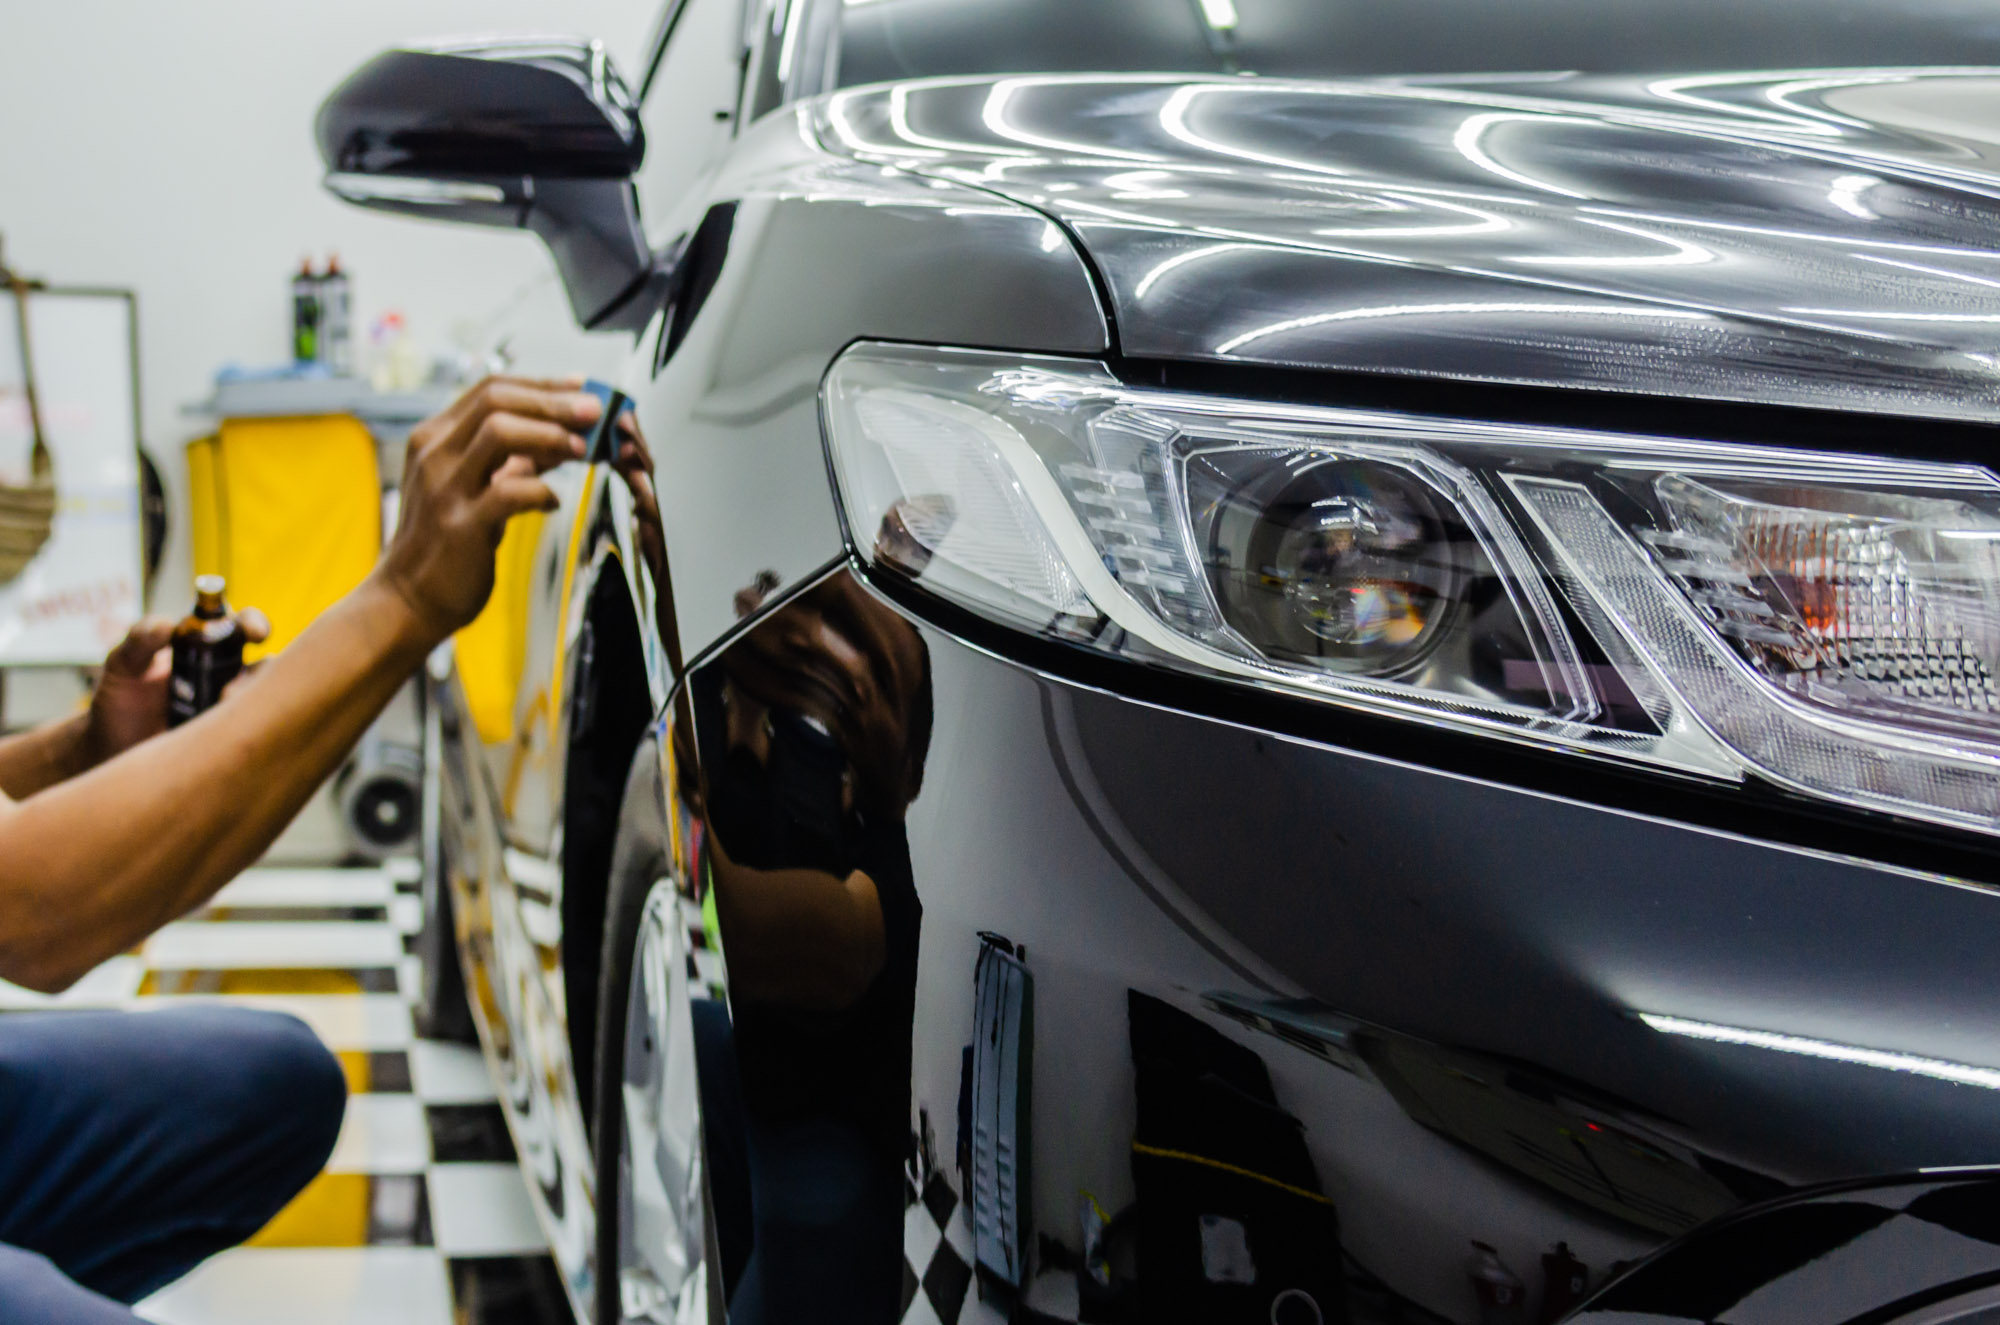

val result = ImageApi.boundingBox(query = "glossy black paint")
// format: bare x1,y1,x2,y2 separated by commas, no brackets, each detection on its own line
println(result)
328,4,2000,1321
317,40,643,179
680,571,928,1321
819,72,2000,425
664,564,2000,1323
637,107,1104,654
1570,1171,2000,1323
837,0,2000,86
317,39,656,328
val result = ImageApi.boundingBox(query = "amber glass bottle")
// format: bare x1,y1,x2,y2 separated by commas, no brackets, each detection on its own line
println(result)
167,574,246,727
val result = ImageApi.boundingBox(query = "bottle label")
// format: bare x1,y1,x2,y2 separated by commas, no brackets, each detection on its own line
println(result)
168,635,245,727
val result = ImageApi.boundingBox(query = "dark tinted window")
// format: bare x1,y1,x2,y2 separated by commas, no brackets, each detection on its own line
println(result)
838,0,2000,85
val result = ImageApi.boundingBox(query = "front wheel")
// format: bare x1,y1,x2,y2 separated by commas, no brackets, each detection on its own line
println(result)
593,848,714,1325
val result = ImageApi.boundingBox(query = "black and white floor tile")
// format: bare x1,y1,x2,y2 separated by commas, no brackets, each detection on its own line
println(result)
898,1171,1082,1325
0,861,571,1325
0,860,1110,1324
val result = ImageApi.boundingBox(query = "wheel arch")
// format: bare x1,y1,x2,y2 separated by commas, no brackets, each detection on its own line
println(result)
561,526,657,1130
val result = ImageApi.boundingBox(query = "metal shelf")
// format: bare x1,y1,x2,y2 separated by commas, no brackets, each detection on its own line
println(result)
182,377,458,423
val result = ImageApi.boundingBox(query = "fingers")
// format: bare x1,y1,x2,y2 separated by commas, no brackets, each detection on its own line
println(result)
613,411,650,464
406,380,599,481
236,606,271,643
476,472,560,524
436,380,601,455
611,419,660,524
459,412,588,489
622,458,660,517
493,372,587,393
614,444,654,488
105,616,174,675
428,374,594,432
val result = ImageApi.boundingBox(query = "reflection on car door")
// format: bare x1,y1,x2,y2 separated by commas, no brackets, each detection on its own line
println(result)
670,567,933,1322
448,457,602,1260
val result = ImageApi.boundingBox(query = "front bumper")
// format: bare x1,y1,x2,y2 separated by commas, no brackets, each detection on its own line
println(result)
890,602,2000,1320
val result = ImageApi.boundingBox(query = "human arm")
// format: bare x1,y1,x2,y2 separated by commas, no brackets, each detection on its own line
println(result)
0,713,115,802
0,609,274,802
705,829,886,1012
0,377,601,993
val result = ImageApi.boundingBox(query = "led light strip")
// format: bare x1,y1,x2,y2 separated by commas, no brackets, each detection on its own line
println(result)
1640,1012,2000,1092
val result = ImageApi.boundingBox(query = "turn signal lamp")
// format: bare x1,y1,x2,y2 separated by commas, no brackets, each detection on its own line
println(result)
821,342,2000,836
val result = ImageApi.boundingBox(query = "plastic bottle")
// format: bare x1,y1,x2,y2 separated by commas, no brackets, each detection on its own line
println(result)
167,575,247,727
321,253,353,375
369,310,425,391
291,258,321,365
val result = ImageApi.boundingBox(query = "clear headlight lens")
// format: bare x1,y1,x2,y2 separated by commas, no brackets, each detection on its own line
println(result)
1198,455,1453,667
1648,476,2000,738
821,342,2000,836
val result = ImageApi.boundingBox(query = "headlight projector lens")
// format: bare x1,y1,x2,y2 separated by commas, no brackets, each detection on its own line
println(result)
1198,455,1465,676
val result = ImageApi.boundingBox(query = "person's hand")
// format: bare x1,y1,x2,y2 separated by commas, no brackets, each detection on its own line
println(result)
375,376,601,646
611,415,667,604
87,608,271,760
610,414,694,682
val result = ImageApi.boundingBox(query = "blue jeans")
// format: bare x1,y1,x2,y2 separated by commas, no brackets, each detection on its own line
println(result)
0,1005,347,1321
730,1116,904,1325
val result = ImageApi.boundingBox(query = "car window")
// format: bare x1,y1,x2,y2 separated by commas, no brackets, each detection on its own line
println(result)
836,0,2000,85
636,0,752,234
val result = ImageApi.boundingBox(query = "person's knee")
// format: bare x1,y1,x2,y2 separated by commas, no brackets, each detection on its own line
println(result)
0,1008,347,1303
190,1007,347,1180
249,1011,347,1159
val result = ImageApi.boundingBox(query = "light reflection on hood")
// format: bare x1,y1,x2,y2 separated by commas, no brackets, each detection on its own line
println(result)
817,70,2000,423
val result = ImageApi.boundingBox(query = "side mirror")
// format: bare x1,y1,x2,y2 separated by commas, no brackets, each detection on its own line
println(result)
316,37,658,331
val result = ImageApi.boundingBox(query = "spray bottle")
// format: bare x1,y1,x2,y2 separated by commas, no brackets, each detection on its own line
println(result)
321,253,352,375
290,258,320,365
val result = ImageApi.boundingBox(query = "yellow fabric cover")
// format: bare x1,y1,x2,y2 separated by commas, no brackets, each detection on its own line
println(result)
186,414,545,744
184,435,221,579
454,510,546,746
203,415,381,661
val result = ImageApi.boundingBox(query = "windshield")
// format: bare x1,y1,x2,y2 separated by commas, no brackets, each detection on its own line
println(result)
837,0,2000,86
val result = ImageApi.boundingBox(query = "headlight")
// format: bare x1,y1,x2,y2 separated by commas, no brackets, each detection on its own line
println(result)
821,342,2000,837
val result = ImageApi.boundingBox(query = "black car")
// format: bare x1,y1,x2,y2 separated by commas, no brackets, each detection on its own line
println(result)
319,3,2000,1322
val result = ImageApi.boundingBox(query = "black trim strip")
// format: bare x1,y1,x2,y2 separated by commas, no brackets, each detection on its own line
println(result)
636,0,695,104
1118,354,2000,464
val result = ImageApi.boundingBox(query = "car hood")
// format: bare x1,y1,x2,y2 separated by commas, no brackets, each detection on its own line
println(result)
816,71,2000,425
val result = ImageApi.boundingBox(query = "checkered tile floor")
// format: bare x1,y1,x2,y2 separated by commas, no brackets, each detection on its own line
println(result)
899,1170,1082,1325
0,862,571,1325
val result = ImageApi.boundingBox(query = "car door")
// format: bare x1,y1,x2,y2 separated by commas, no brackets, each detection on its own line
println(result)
440,456,600,1268
456,0,764,1302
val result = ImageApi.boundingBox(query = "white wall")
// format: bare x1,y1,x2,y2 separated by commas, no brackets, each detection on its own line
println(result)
0,0,663,610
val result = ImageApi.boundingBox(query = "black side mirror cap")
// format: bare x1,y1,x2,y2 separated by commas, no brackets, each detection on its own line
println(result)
316,38,659,331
